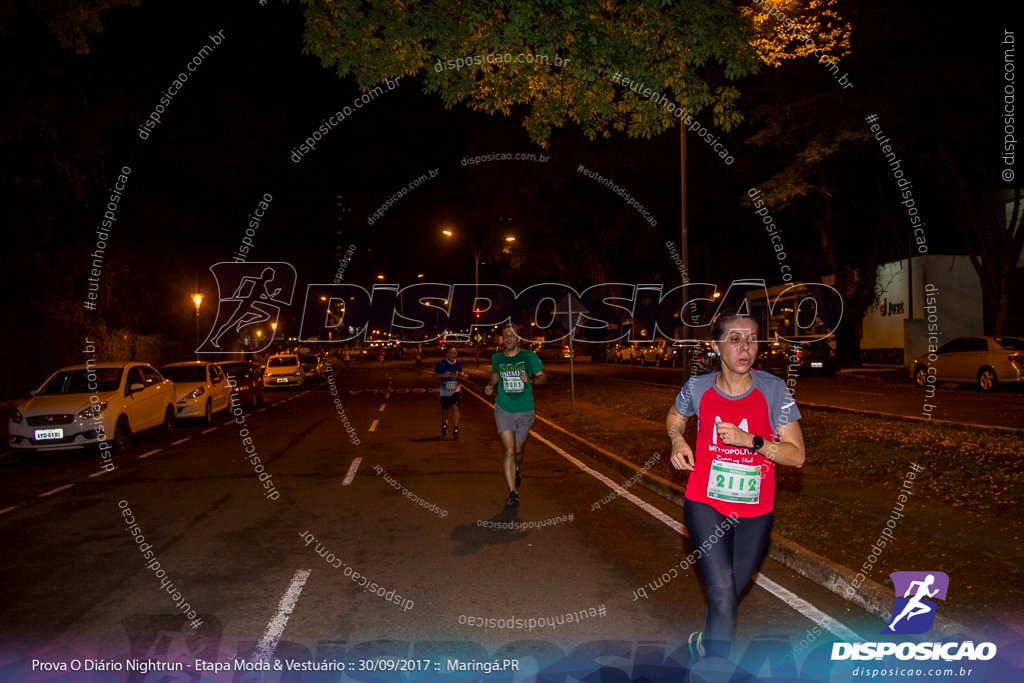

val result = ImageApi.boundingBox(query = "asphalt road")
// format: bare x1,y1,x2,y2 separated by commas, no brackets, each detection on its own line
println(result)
0,365,886,680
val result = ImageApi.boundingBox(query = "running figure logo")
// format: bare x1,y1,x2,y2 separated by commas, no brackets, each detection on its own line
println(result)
883,571,949,634
197,262,297,354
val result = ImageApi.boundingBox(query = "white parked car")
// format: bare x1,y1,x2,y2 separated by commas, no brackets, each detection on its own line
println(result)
911,335,1024,392
161,362,233,422
262,353,305,390
8,362,177,452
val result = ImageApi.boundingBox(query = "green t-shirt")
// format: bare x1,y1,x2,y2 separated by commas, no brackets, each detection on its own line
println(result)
491,349,544,413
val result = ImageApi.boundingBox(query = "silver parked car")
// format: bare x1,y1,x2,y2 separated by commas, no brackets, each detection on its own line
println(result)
911,336,1024,392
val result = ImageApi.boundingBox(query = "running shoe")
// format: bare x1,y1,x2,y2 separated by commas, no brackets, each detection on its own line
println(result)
505,491,520,507
441,421,447,437
453,426,459,439
687,631,705,660
515,466,521,488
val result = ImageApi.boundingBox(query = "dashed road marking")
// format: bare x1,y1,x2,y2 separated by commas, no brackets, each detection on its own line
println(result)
139,449,162,459
249,569,311,669
39,484,75,498
342,457,363,486
369,419,379,432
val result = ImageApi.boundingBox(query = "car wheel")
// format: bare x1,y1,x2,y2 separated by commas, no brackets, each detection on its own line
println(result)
160,405,176,438
640,355,646,366
978,367,998,392
204,399,213,424
113,415,133,452
250,389,259,409
913,365,929,388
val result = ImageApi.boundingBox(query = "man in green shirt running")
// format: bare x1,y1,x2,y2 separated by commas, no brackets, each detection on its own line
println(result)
484,323,547,507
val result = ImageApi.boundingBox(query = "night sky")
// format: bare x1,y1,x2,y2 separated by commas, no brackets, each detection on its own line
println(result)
1,0,1016,392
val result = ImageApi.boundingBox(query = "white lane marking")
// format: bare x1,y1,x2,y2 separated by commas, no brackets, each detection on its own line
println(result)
385,393,391,400
171,437,190,446
755,574,861,641
201,427,218,434
342,457,363,486
465,386,860,640
138,448,162,459
250,568,311,668
39,484,75,498
528,431,683,533
89,470,109,478
0,506,18,515
369,419,379,432
379,404,386,412
257,408,268,413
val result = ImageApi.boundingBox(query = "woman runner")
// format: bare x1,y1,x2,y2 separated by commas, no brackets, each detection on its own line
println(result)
666,313,805,661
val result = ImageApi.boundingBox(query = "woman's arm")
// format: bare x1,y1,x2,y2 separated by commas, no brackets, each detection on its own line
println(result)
715,419,805,467
666,404,696,470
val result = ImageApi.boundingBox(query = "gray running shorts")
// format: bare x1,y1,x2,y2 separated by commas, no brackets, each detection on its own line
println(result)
495,405,535,442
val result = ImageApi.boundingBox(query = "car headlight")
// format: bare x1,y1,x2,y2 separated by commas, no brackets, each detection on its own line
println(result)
78,402,107,420
293,371,302,376
10,409,23,424
187,387,206,399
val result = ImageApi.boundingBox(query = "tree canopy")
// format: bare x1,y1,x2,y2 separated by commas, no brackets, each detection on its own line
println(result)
296,0,850,145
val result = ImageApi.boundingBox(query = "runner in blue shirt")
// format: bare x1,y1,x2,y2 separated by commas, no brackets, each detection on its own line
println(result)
433,346,467,439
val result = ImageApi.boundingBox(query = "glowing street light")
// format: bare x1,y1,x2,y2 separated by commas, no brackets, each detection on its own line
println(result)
191,292,204,356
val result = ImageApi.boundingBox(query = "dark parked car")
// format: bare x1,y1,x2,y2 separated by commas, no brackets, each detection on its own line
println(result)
216,360,264,408
758,338,836,377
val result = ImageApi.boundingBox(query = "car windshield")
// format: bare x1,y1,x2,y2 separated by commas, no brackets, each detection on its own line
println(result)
218,363,251,378
994,337,1024,350
38,368,123,395
161,365,207,383
268,356,298,367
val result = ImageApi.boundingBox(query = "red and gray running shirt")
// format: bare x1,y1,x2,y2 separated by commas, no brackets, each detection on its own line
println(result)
675,370,801,517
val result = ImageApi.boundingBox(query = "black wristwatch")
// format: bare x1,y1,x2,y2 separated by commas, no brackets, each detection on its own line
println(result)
749,435,764,453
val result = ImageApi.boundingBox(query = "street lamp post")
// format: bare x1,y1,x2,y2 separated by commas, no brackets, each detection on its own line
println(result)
443,229,515,367
192,293,204,357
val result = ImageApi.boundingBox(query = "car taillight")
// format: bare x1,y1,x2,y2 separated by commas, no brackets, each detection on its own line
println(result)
1009,354,1024,366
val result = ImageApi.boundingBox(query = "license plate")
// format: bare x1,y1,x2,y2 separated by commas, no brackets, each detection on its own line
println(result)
34,428,63,440
811,362,823,368
277,378,288,383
